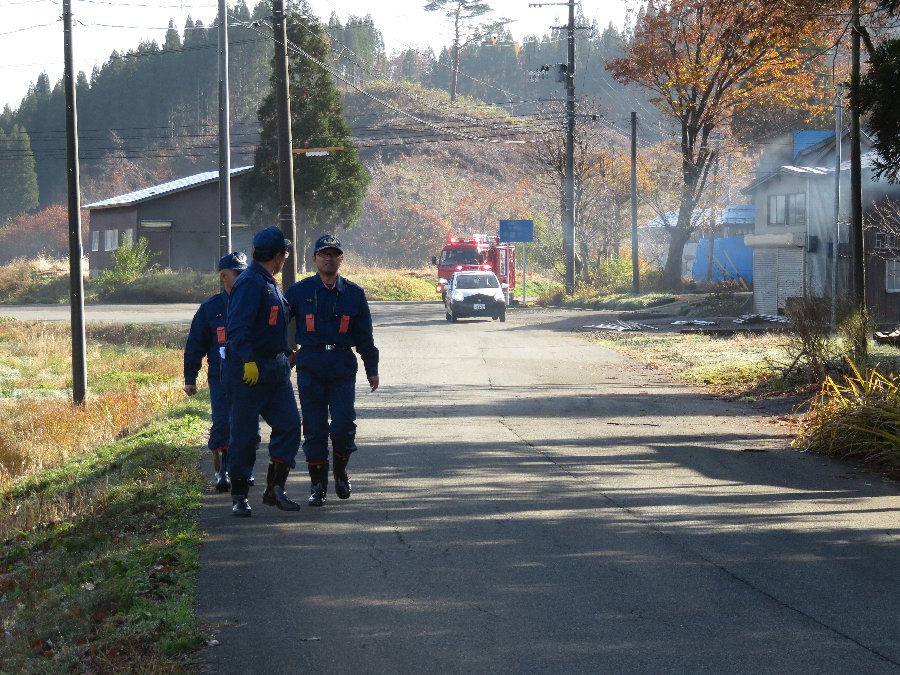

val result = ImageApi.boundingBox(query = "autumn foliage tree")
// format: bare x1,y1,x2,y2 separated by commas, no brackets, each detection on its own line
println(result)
608,0,839,288
0,205,73,264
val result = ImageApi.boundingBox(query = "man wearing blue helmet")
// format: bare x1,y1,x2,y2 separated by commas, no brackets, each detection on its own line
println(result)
285,234,379,507
183,251,248,491
224,226,303,517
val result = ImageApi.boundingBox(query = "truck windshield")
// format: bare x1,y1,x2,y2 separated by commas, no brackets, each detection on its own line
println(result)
456,274,498,289
441,249,481,265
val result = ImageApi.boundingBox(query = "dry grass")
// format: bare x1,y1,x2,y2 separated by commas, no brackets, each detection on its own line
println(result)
0,387,181,487
0,317,186,493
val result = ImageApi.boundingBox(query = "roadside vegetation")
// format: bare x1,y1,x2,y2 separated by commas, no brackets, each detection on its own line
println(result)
0,318,208,671
589,298,900,474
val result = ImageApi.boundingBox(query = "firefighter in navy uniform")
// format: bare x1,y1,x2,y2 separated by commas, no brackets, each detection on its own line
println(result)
183,252,247,492
285,234,379,506
224,226,302,517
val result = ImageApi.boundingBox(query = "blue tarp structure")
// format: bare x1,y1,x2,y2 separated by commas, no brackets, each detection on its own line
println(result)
691,236,753,286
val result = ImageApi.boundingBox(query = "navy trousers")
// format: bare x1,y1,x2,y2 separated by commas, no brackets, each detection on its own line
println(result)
225,354,301,480
207,374,229,451
296,349,358,462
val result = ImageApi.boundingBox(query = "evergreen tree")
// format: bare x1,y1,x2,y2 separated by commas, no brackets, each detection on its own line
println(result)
859,36,900,183
0,125,39,222
240,3,369,256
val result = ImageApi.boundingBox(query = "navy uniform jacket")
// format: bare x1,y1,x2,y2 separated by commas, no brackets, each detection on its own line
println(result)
225,260,291,363
184,291,228,386
285,274,379,377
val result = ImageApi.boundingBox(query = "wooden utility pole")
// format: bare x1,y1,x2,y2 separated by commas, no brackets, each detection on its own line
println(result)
62,0,87,405
831,83,843,329
273,0,297,282
218,0,232,258
850,0,865,309
563,0,576,295
631,111,639,294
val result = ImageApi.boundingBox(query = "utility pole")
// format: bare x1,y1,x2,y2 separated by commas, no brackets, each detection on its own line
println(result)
62,0,87,405
218,0,232,259
563,0,576,294
705,138,719,283
631,111,639,294
530,0,577,294
850,0,865,310
273,0,297,283
831,83,843,329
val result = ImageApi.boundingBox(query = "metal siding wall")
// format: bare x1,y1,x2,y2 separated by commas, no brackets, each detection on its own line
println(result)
754,250,778,314
777,249,805,310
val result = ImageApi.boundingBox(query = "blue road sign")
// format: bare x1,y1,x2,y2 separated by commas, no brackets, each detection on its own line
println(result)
499,219,534,243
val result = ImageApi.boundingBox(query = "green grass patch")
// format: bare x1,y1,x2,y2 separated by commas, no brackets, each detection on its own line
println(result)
0,397,209,672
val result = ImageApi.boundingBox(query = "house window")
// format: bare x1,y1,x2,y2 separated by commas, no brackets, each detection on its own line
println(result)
887,259,900,293
122,228,134,246
767,193,806,226
104,229,119,252
91,230,100,252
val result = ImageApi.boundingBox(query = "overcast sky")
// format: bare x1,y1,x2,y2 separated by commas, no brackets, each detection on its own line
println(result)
0,0,628,112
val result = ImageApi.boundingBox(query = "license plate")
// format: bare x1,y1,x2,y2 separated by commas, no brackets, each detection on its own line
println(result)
474,303,485,310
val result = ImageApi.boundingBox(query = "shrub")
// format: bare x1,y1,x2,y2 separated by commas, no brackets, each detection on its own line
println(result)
838,304,874,365
783,296,839,381
94,237,154,299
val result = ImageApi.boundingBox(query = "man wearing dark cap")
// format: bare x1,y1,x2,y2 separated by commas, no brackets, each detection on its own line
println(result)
224,226,303,517
183,251,248,491
285,234,379,507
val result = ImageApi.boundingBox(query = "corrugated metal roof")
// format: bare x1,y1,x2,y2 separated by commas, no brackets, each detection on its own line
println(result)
743,151,880,194
84,166,253,209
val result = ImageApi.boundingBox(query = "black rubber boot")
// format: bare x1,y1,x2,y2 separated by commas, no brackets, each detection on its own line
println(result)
231,477,251,517
261,462,277,506
333,453,351,500
308,462,328,507
214,449,230,492
269,462,301,511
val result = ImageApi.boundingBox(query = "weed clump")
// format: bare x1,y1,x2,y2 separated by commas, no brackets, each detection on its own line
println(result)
793,360,900,471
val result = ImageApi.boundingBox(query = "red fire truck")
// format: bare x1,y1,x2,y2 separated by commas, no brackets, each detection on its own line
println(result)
432,234,516,298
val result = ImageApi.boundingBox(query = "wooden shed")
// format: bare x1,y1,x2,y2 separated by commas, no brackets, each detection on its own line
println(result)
84,166,255,276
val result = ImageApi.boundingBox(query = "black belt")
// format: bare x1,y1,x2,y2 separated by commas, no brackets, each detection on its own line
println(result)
299,344,351,351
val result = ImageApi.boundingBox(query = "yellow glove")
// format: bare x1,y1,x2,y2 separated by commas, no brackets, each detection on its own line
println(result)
242,361,259,386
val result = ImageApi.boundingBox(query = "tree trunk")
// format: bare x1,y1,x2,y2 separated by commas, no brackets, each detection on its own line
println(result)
451,43,460,103
578,238,591,284
662,225,692,289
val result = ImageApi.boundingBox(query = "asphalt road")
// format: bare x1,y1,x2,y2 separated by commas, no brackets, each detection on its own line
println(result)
7,302,895,672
